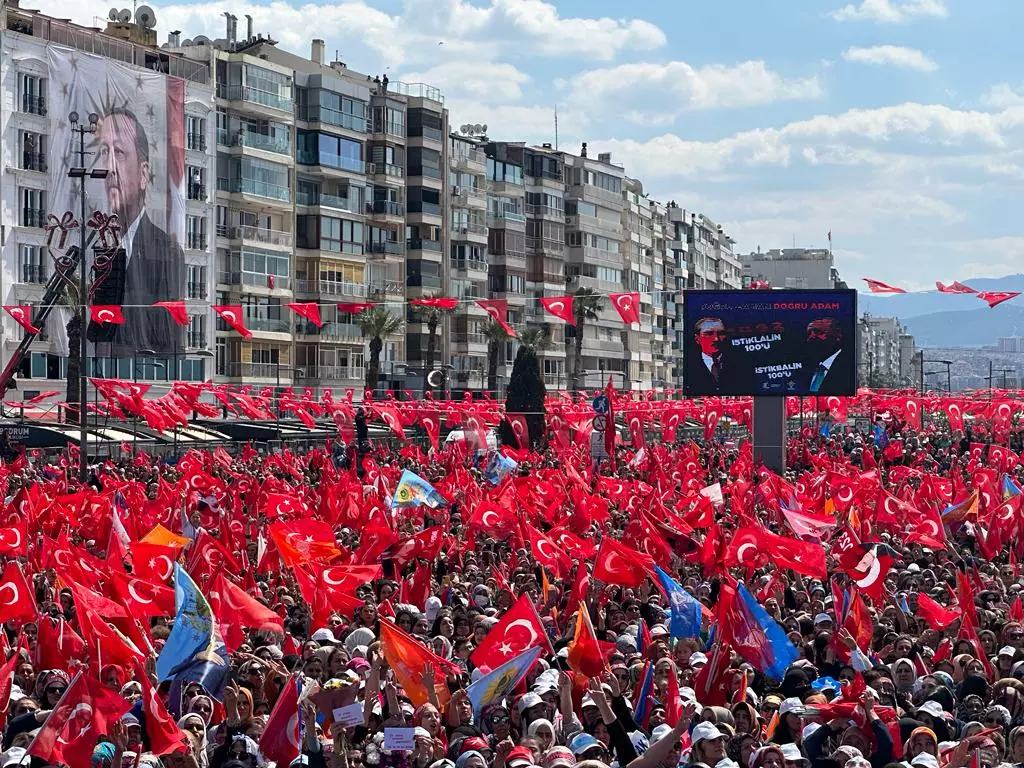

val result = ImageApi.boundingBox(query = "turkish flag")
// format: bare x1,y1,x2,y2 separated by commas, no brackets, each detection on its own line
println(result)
539,296,575,325
419,410,441,451
133,659,188,755
153,300,189,327
269,519,342,567
0,520,27,556
977,291,1020,308
260,676,302,766
209,573,284,652
0,562,37,624
862,278,906,294
28,672,132,768
609,292,641,324
0,652,18,732
65,580,129,619
411,297,459,310
286,302,323,328
526,526,571,577
109,570,175,617
936,281,976,294
916,592,961,630
476,299,515,335
90,305,125,324
35,616,86,673
593,536,653,588
337,302,375,314
3,305,40,334
567,604,607,677
471,593,552,671
212,304,252,339
130,542,179,583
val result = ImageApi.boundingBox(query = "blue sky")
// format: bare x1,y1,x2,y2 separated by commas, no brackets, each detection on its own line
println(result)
37,0,1024,290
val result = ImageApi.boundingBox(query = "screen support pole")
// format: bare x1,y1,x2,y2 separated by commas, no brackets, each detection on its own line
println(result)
752,396,786,474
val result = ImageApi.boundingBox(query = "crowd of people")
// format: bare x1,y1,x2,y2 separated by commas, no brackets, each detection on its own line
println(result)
0,391,1022,768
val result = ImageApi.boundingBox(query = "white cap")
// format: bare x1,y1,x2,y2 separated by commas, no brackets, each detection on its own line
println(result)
517,692,543,715
311,627,337,644
999,645,1017,658
689,652,709,667
651,724,673,744
779,697,803,716
813,613,832,625
1,748,26,768
911,754,938,768
780,744,807,765
917,700,944,719
691,722,725,744
650,625,669,638
802,724,821,741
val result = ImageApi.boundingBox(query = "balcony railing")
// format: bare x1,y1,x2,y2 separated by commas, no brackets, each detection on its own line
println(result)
187,133,206,151
21,152,46,172
294,279,367,297
366,241,404,256
217,177,291,202
21,209,45,228
367,280,405,296
217,272,291,291
186,334,207,349
488,210,526,224
451,258,487,273
299,365,366,382
410,125,443,142
216,84,293,112
297,150,365,174
241,317,290,333
219,128,292,156
310,107,367,132
187,183,206,201
306,321,363,341
187,282,208,299
237,225,293,247
369,163,404,178
453,148,485,167
366,200,405,216
408,202,441,216
371,120,405,137
186,233,207,250
451,332,486,345
223,362,288,379
525,203,563,218
452,222,487,237
21,94,46,115
454,188,487,207
407,165,441,180
406,238,441,252
20,265,46,284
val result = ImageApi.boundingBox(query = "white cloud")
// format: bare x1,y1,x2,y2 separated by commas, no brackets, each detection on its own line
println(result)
400,61,530,104
981,84,1024,109
843,45,938,72
830,0,949,23
558,60,822,125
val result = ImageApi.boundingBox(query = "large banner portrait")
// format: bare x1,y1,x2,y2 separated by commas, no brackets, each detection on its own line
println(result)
683,289,858,397
48,45,185,358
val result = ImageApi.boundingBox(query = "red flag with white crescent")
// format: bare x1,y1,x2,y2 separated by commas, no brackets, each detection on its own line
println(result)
90,305,125,325
609,292,641,324
212,304,253,339
539,296,575,325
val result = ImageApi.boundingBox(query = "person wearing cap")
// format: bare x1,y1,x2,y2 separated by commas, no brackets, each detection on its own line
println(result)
687,721,727,766
779,743,808,768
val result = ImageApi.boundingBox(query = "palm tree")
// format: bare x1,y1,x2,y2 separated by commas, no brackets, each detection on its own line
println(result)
568,287,603,393
483,319,510,396
414,296,455,393
503,327,551,447
516,326,551,354
357,306,404,394
56,281,84,422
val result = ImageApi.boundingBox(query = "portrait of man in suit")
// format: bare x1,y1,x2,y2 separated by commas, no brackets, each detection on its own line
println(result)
94,107,185,356
804,317,854,394
688,316,728,394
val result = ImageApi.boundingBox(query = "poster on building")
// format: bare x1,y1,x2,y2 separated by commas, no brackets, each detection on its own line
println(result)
48,45,185,357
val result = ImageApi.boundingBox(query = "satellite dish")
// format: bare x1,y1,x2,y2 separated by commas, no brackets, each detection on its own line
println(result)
116,8,131,22
135,5,156,28
472,124,482,133
181,38,194,46
481,124,488,133
426,369,444,388
193,34,211,45
460,125,469,133
108,8,119,20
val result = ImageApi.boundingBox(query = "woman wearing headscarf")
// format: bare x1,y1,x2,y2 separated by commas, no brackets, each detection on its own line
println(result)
178,713,210,768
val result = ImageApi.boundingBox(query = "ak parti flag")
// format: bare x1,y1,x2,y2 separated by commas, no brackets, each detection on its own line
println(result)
567,606,608,678
28,672,132,768
379,619,462,708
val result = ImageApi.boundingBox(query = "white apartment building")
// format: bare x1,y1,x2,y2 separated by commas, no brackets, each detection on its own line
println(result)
739,248,847,290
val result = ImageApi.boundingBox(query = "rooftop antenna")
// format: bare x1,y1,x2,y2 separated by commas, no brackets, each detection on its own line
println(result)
554,105,559,151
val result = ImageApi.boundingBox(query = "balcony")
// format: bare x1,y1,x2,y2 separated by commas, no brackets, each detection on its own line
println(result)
409,125,443,142
238,225,292,248
366,200,405,217
216,84,293,113
454,187,487,208
241,317,290,333
407,274,442,289
187,133,206,151
453,148,485,170
299,365,365,383
368,162,405,178
19,265,46,284
20,94,46,116
406,238,441,252
294,279,367,298
187,282,208,299
21,152,46,172
451,258,487,274
565,213,623,237
367,280,404,296
217,272,292,291
223,362,292,379
452,222,487,238
185,334,207,349
297,150,365,174
21,209,45,228
217,177,290,203
371,120,405,138
367,241,404,256
526,236,564,254
309,107,366,133
487,210,526,225
525,203,563,219
452,332,486,346
219,128,292,156
408,202,441,217
302,321,363,342
407,165,441,180
187,183,206,201
186,233,207,250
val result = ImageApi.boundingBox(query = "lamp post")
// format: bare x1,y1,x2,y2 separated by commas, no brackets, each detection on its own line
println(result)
68,111,109,482
923,359,953,393
132,349,162,455
173,348,215,459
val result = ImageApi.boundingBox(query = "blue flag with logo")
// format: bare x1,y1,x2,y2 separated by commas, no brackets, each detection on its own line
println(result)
466,645,543,716
730,583,799,681
1004,474,1022,500
654,566,702,638
391,469,447,509
156,564,229,700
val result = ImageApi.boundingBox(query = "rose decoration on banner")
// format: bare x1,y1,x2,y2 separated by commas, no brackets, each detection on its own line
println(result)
44,212,79,249
85,211,121,248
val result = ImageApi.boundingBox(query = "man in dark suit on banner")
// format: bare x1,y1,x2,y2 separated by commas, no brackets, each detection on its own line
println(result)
804,317,854,395
687,317,730,394
94,107,184,356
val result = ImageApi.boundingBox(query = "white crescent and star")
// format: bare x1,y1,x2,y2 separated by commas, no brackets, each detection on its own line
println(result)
0,583,18,606
127,579,153,605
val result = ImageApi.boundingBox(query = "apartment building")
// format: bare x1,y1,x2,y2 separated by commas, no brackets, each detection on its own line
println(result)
858,314,916,387
739,248,848,289
0,2,216,396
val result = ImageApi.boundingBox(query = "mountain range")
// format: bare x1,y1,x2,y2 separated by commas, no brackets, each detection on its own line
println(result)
858,274,1024,348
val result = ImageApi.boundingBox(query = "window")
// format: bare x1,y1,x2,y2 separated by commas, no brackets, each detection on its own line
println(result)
18,73,46,115
186,115,206,151
407,186,441,215
19,245,45,284
316,91,367,131
20,131,46,172
407,108,442,140
187,314,208,348
565,200,597,218
408,148,441,179
597,266,622,283
20,188,45,228
297,130,363,172
187,265,208,298
186,215,207,250
486,158,523,185
488,229,525,256
241,247,291,283
319,217,364,254
373,106,404,136
187,165,205,199
242,64,293,109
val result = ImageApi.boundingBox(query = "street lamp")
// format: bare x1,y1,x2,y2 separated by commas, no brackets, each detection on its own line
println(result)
172,348,215,459
132,349,164,454
68,111,109,482
923,359,953,393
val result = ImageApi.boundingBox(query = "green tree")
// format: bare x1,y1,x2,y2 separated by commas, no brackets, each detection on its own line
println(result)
502,327,550,447
357,306,404,394
483,319,509,397
413,296,455,393
568,288,604,393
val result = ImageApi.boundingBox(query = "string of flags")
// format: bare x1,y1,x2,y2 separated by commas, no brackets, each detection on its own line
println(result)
1,293,645,341
863,278,1021,308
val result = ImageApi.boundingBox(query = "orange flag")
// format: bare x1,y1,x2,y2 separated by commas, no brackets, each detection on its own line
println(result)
379,620,461,708
141,524,190,549
567,607,607,678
